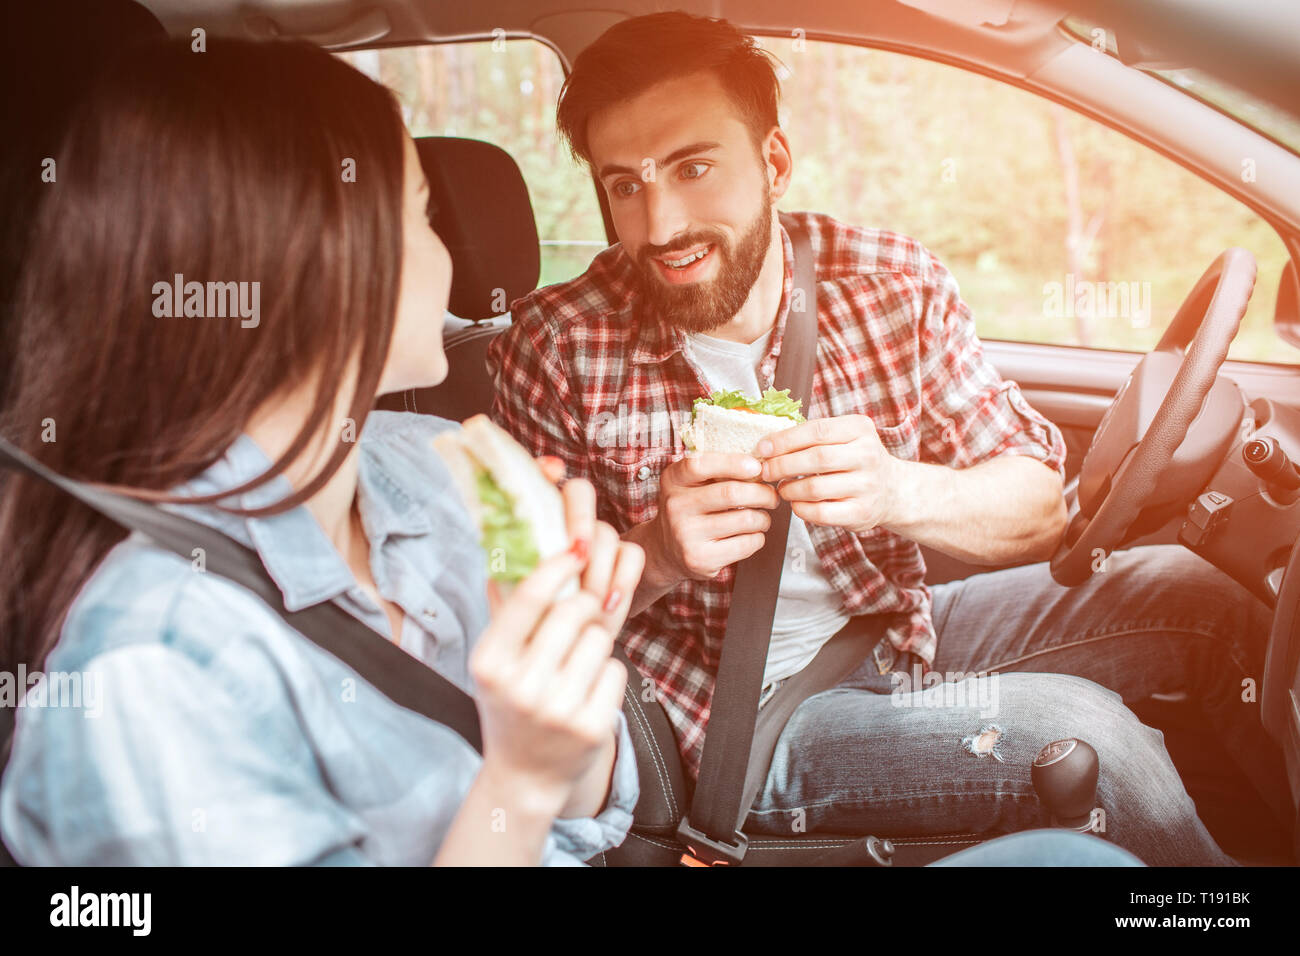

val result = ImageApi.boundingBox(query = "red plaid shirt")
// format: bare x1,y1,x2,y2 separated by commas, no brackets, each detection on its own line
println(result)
487,211,1066,779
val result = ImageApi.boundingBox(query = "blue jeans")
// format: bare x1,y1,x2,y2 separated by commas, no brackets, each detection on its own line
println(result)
931,829,1144,866
746,545,1291,866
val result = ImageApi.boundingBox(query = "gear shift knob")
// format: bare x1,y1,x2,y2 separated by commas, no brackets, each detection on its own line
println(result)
1031,738,1099,831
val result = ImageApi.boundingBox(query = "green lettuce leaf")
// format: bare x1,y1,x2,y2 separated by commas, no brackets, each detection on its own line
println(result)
475,468,539,582
691,387,805,422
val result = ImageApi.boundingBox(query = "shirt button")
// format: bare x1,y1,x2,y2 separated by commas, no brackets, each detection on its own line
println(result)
636,465,652,481
422,607,438,620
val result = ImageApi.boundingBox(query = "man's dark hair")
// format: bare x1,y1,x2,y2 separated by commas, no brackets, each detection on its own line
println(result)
555,11,782,167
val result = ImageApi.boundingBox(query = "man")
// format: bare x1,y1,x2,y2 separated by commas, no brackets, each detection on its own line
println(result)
487,11,1290,865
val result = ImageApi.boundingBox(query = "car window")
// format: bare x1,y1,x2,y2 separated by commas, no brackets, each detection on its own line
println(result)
759,34,1298,365
338,40,607,288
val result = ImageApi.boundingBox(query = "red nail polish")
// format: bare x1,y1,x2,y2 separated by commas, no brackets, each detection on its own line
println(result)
570,538,589,563
603,589,622,614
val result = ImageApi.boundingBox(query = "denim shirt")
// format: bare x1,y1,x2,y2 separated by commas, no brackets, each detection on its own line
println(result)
0,411,638,865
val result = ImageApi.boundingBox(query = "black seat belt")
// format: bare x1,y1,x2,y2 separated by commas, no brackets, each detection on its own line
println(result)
675,212,823,865
0,437,483,755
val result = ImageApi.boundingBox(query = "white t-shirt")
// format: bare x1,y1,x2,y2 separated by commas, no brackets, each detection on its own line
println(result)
684,329,851,689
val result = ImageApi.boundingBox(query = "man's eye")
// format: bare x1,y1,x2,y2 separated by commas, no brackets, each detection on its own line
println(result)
613,180,641,198
680,162,709,180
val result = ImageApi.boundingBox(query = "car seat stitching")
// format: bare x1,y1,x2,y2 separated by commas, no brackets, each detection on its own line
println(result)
745,788,1038,817
623,684,675,817
623,684,679,819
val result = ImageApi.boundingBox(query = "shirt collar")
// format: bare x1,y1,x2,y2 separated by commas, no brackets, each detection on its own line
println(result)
161,422,435,614
629,217,796,368
354,425,436,544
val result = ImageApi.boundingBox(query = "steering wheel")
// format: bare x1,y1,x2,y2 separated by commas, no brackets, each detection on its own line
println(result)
1049,248,1257,586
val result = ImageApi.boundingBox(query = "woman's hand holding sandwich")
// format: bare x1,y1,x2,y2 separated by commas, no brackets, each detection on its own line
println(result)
754,414,906,534
442,542,617,864
446,464,643,866
433,416,645,856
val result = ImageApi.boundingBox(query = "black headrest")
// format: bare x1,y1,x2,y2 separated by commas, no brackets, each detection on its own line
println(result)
416,137,539,320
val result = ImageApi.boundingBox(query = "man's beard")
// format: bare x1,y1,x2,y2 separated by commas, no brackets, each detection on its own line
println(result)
635,193,773,335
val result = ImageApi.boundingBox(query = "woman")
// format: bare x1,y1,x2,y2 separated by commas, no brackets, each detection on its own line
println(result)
0,39,644,865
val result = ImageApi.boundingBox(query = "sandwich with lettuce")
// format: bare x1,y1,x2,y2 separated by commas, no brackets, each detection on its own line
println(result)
432,415,573,596
680,387,805,455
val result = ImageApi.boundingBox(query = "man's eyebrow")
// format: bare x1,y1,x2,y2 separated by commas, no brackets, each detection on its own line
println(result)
597,141,722,180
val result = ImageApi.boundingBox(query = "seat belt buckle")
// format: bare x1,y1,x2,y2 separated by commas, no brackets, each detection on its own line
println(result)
676,818,749,866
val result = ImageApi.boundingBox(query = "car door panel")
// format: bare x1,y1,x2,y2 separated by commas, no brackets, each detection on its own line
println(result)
921,340,1300,583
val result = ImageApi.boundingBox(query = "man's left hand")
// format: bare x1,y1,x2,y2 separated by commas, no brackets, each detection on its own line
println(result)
755,415,907,534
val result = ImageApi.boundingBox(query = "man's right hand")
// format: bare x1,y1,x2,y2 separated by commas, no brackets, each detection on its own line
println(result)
627,453,781,608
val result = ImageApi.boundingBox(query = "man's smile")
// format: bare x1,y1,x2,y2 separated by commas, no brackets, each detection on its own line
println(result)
651,243,717,283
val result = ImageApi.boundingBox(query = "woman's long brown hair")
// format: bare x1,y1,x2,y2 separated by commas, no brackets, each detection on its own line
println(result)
0,39,407,671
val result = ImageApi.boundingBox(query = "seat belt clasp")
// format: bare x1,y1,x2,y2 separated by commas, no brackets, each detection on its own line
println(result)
676,818,749,866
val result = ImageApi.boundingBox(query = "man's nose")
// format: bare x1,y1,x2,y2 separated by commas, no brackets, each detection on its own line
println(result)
643,182,690,250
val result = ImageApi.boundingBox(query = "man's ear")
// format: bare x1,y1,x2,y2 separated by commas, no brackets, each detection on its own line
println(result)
762,126,793,201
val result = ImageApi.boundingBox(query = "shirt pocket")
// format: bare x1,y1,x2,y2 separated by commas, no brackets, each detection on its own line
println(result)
872,410,920,462
593,450,680,530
